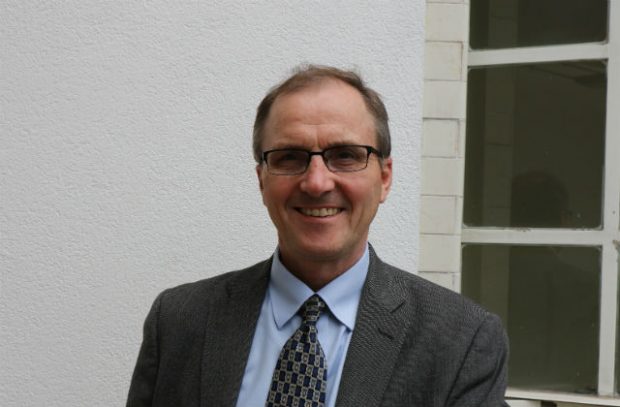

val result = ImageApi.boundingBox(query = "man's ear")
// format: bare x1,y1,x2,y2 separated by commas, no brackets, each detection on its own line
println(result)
256,164,264,192
380,157,393,203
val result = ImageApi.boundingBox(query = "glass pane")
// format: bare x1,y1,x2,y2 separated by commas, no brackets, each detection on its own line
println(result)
462,244,600,393
470,0,608,49
464,61,606,228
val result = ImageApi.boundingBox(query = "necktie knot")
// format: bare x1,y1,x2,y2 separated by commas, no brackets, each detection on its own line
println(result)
300,295,325,325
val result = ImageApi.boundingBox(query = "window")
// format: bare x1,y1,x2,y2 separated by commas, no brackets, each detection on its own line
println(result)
461,0,620,404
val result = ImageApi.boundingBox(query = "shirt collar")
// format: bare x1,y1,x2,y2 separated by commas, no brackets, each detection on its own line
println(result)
269,245,369,331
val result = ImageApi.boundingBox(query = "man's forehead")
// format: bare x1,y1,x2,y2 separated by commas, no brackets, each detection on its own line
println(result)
266,87,372,131
258,77,378,151
269,81,371,121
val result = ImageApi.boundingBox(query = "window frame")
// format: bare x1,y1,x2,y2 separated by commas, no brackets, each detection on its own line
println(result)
464,1,620,403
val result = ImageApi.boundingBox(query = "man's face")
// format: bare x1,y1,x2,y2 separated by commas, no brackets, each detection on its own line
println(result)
256,80,392,270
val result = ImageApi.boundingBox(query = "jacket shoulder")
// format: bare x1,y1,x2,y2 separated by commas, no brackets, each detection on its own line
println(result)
155,258,271,311
370,262,509,406
376,259,495,329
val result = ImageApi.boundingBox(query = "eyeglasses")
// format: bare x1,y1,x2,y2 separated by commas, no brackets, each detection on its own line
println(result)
261,145,383,175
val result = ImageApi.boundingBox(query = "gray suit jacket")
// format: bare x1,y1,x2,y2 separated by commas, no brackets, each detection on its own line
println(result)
127,248,509,406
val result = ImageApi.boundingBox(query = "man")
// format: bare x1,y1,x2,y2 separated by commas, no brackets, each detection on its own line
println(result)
127,65,509,407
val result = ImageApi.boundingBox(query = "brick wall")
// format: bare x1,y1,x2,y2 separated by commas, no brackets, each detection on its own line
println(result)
419,0,469,290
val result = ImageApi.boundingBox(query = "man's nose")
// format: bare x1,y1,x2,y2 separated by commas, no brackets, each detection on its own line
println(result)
299,155,336,196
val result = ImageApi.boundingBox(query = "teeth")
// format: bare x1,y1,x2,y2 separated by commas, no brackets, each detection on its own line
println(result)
300,208,341,217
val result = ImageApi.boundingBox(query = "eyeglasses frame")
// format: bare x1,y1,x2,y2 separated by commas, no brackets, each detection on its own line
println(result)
260,144,384,175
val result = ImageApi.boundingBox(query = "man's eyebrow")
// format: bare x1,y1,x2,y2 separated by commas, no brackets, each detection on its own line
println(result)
324,141,360,148
265,144,309,150
268,140,360,150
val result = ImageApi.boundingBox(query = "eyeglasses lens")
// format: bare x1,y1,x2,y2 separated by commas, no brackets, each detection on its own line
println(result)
265,146,371,175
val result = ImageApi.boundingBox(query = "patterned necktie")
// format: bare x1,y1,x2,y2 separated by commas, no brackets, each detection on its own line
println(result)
266,295,327,407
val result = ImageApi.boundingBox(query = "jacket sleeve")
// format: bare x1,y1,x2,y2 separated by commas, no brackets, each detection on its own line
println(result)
447,313,510,407
126,292,164,407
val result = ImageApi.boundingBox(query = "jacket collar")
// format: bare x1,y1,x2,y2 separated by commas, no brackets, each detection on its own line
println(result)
200,259,271,407
335,245,412,407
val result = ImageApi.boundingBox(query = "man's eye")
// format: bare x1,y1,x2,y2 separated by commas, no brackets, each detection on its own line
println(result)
332,147,363,161
279,153,298,161
271,151,305,165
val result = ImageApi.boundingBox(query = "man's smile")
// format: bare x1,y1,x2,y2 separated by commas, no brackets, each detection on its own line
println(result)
296,207,343,217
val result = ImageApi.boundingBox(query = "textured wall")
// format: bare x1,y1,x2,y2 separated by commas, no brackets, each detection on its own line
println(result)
1,1,424,405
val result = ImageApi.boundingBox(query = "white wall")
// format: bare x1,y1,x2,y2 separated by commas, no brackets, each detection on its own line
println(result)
1,1,424,405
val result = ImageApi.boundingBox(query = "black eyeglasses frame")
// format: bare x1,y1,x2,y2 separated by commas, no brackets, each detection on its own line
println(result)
260,144,384,176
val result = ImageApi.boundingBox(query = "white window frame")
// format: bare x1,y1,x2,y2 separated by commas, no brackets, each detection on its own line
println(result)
464,1,620,404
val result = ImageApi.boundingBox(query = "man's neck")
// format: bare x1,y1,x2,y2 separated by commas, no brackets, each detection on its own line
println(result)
277,245,367,291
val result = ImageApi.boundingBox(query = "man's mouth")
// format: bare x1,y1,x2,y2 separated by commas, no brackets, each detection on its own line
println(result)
297,208,343,217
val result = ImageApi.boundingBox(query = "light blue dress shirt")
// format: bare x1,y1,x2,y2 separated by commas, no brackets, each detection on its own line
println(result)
235,245,369,407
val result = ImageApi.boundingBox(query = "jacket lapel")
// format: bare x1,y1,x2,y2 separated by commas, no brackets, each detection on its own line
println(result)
335,249,412,407
200,260,271,407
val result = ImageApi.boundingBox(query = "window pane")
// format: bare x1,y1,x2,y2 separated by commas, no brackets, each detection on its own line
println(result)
470,0,608,49
464,61,606,228
462,244,600,393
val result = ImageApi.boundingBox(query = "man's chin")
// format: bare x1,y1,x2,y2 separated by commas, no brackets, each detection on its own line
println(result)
280,239,362,263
